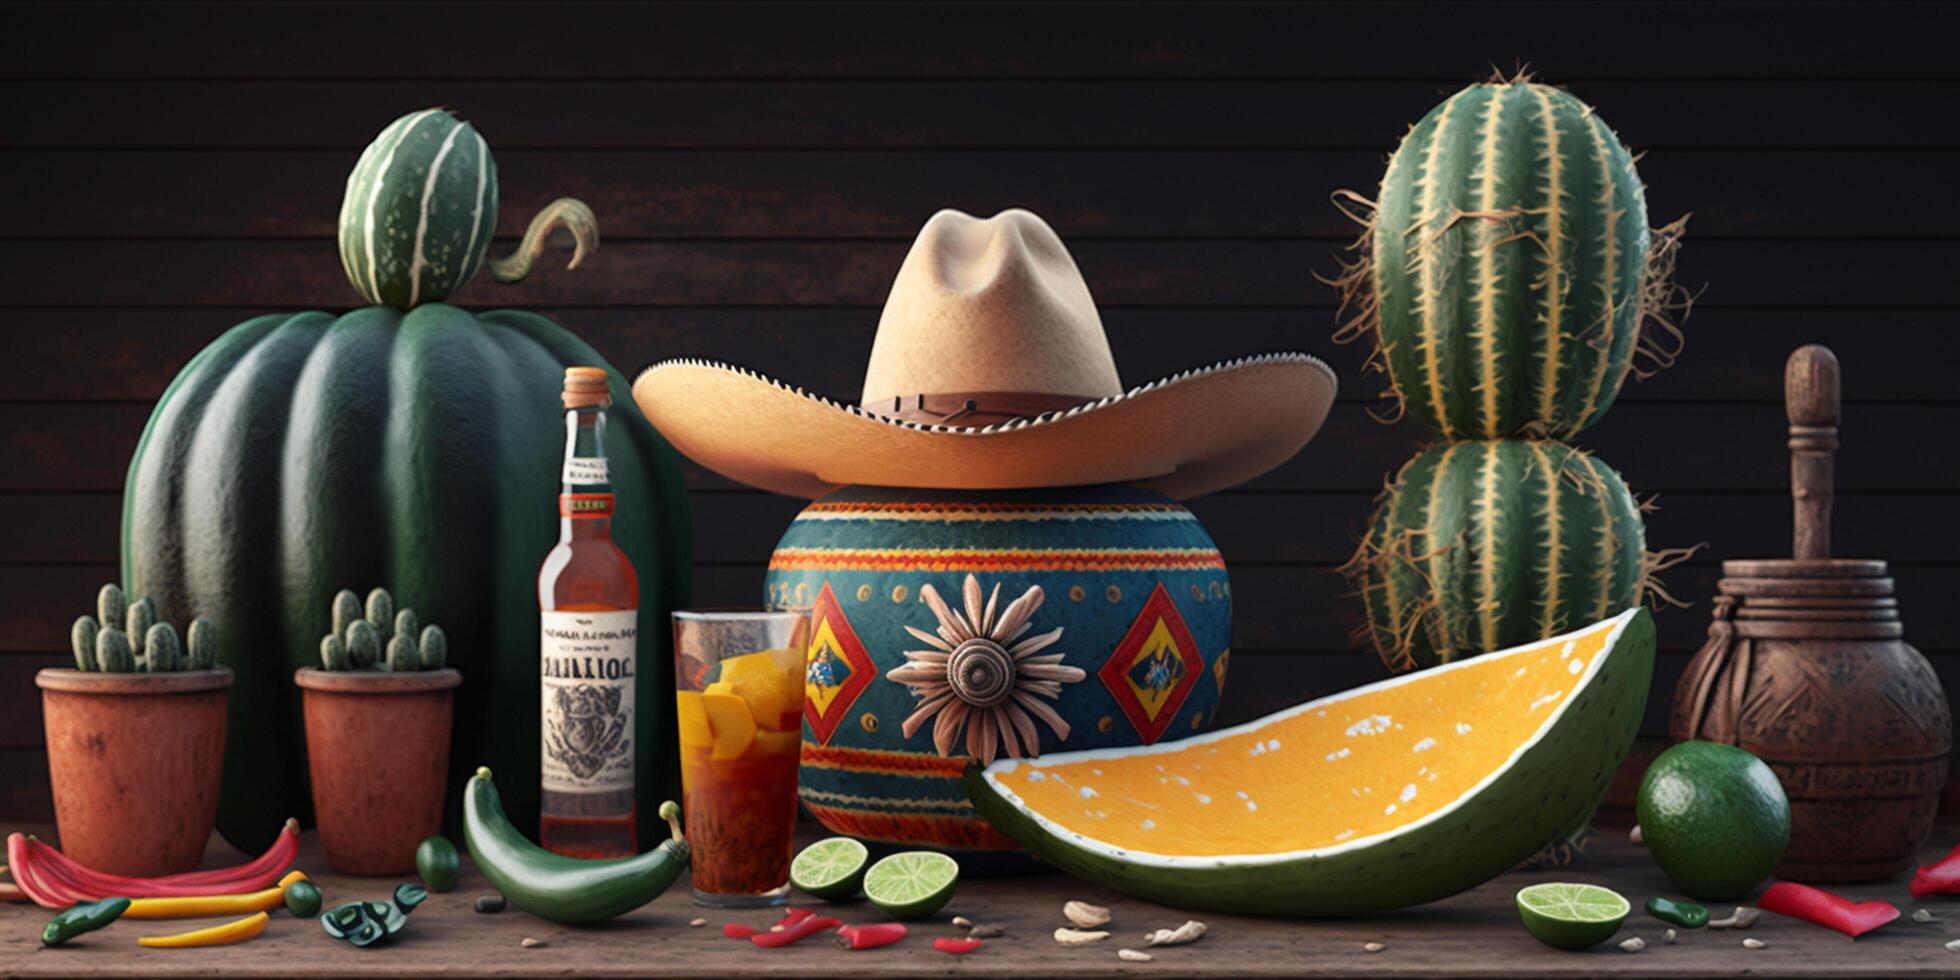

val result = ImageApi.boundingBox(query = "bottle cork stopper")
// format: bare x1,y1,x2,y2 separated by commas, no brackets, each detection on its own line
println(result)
562,366,612,408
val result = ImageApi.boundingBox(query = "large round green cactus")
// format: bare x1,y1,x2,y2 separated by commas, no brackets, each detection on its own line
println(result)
1333,77,1688,440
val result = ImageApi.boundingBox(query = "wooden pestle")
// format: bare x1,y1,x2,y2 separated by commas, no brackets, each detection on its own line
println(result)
1785,345,1840,561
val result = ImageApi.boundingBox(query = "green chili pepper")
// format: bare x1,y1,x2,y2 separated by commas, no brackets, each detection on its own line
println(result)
284,879,323,917
462,767,689,925
42,897,131,947
1645,896,1710,928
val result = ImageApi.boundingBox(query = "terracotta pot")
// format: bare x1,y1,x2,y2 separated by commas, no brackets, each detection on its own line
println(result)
36,668,232,877
296,667,462,875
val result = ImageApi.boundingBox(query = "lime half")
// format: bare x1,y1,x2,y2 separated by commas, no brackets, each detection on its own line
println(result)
1516,882,1630,950
863,851,959,920
790,836,871,901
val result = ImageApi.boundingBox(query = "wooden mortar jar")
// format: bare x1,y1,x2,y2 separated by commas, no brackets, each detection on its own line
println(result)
1671,346,1950,882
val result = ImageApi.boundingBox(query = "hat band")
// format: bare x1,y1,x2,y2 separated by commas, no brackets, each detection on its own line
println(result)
866,391,1093,427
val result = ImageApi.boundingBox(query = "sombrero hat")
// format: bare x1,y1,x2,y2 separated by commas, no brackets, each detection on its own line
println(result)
632,208,1337,500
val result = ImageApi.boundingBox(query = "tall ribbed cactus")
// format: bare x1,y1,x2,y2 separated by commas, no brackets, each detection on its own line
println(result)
1331,76,1689,440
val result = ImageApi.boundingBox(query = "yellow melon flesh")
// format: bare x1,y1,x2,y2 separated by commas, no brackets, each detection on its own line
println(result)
674,691,713,749
996,616,1618,857
718,650,804,732
701,692,757,759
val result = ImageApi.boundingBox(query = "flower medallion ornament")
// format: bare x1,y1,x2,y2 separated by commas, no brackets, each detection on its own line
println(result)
886,574,1087,766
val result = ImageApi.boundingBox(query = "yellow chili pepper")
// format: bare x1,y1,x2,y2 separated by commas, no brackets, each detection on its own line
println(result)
122,871,309,919
136,910,269,948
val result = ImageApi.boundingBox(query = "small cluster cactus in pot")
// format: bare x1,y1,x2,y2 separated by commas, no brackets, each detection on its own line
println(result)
318,588,448,672
70,583,219,673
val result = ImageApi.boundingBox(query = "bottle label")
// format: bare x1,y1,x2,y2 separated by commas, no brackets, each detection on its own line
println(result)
559,493,614,519
562,456,610,486
540,609,638,794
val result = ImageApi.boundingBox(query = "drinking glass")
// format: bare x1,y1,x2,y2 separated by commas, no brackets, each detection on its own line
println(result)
672,610,809,907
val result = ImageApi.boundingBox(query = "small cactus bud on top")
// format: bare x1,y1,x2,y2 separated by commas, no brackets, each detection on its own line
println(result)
320,633,351,670
418,625,448,669
144,622,181,671
331,589,363,642
387,632,421,672
394,608,418,645
96,628,135,672
187,617,219,670
125,597,157,659
365,588,395,639
71,615,100,671
96,584,126,636
345,618,381,668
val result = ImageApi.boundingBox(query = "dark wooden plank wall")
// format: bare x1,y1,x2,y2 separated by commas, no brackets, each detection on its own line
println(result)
3,1,1958,820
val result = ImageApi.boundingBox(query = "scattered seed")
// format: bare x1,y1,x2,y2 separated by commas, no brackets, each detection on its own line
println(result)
1065,900,1113,929
1945,938,1960,952
520,937,546,948
689,917,708,928
1055,927,1110,946
1362,942,1385,953
968,924,1006,939
1663,928,1677,944
1914,908,1935,923
1743,937,1766,949
1619,937,1646,952
1709,907,1761,929
474,894,506,914
1117,948,1153,962
952,916,975,929
1629,824,1644,845
1143,920,1208,947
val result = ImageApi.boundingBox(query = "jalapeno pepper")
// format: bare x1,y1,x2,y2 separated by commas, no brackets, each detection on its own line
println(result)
751,915,841,948
837,922,908,949
1759,882,1899,938
1644,896,1709,929
41,896,130,947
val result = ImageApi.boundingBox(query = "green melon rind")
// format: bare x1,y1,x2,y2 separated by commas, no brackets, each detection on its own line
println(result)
966,608,1653,917
338,108,499,309
1371,82,1649,441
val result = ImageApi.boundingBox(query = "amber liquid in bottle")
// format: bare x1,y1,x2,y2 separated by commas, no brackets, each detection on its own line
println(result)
537,367,639,858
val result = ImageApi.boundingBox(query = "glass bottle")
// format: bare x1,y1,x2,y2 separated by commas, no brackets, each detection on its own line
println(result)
537,366,639,858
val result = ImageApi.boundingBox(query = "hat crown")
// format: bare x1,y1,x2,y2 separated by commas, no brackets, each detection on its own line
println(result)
861,209,1123,409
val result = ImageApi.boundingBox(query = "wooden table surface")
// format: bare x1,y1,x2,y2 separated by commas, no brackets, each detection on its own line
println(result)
3,820,1956,978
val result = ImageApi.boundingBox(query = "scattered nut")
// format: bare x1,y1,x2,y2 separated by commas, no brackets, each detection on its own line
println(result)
1055,927,1110,946
968,924,1006,938
520,937,546,948
1065,900,1113,929
952,916,975,929
1742,937,1766,949
1629,824,1644,845
1663,928,1677,944
1945,938,1960,952
474,894,506,914
1362,942,1385,953
1709,906,1761,929
1619,937,1646,952
1117,948,1154,962
1914,908,1935,923
689,917,708,928
1144,920,1208,947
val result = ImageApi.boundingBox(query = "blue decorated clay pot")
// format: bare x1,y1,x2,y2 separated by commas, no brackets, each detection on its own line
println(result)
764,484,1232,867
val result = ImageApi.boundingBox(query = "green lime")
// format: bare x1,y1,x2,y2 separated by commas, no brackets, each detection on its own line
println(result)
1637,740,1790,901
862,850,959,920
1515,882,1630,950
791,836,871,901
416,834,460,893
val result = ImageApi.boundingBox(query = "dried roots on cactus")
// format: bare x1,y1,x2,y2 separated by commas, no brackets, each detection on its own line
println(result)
1342,439,1694,672
316,587,448,671
1327,73,1692,440
68,583,220,672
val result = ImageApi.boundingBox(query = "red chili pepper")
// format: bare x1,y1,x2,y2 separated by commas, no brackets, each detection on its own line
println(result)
722,922,758,940
934,937,984,955
752,915,842,948
1910,840,1960,898
1759,881,1899,938
836,922,908,950
774,906,815,929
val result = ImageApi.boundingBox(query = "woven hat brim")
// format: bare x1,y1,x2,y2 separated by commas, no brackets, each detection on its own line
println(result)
631,352,1337,500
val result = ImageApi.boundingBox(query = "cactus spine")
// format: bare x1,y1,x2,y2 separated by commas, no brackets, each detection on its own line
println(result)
71,616,100,671
144,622,182,672
187,617,220,670
418,625,447,669
96,628,135,673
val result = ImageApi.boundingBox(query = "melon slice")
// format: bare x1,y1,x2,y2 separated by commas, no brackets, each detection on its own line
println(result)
966,608,1654,916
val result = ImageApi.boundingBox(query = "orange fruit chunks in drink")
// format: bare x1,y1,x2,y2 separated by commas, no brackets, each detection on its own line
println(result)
701,689,757,759
719,651,805,733
675,691,714,749
754,729,802,759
